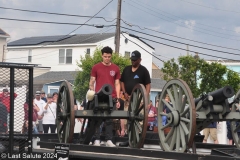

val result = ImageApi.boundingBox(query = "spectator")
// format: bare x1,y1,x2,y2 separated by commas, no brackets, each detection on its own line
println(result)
155,99,159,108
21,120,29,134
42,93,57,133
203,122,219,144
0,88,17,133
24,97,40,134
52,92,58,103
41,91,47,103
34,91,46,134
148,100,157,130
162,95,172,126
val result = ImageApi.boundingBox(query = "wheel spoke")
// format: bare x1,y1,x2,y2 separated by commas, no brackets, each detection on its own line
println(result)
181,95,187,113
180,121,189,135
162,99,174,112
160,112,168,116
167,88,176,110
135,121,142,133
170,128,177,150
180,125,186,149
173,85,179,111
234,123,240,132
180,106,189,116
135,103,144,115
134,123,140,143
181,117,190,123
132,91,138,111
178,88,183,112
160,121,171,130
164,127,174,143
176,127,180,151
135,91,143,113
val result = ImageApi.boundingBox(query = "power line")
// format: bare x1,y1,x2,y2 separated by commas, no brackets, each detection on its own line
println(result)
179,0,240,13
0,6,116,22
120,32,165,63
121,19,240,52
127,33,240,61
121,26,240,56
130,0,237,33
0,17,114,27
123,1,240,41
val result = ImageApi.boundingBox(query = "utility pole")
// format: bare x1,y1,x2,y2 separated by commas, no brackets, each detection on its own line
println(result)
115,0,122,54
2,45,5,62
186,44,189,56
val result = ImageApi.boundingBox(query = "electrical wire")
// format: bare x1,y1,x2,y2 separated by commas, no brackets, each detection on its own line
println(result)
121,19,240,52
121,32,165,63
130,0,237,33
0,17,114,27
0,6,116,22
123,1,240,41
121,26,240,56
179,0,240,13
127,33,240,61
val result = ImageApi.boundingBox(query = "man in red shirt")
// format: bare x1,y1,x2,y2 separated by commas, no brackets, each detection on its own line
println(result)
89,46,121,147
0,88,17,132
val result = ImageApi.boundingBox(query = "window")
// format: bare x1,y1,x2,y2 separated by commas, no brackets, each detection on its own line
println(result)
59,49,72,64
28,49,32,62
125,51,130,58
66,49,72,64
86,48,90,55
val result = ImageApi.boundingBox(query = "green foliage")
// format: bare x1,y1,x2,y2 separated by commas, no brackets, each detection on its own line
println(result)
161,55,240,97
73,47,131,101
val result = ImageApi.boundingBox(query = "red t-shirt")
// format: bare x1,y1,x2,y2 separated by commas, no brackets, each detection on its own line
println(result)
24,102,38,122
91,62,120,98
148,105,157,122
0,92,18,113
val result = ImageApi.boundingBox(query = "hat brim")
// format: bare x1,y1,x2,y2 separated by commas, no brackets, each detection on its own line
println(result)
130,57,139,61
35,94,40,96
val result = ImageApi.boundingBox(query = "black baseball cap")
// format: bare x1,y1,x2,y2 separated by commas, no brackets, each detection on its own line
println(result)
130,50,141,61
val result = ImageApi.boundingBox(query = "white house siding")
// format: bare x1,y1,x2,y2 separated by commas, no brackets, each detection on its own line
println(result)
0,38,7,62
7,33,154,77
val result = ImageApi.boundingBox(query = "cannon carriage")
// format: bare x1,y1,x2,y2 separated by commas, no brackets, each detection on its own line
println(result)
56,81,148,148
158,79,240,153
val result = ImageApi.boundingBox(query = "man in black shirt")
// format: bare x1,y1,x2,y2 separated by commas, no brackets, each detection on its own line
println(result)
119,50,151,147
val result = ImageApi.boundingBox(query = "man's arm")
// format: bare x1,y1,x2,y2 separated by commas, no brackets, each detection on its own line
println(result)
145,83,151,95
115,79,121,99
89,76,96,91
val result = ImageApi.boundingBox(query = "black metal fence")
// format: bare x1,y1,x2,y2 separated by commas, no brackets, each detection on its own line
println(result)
0,63,33,157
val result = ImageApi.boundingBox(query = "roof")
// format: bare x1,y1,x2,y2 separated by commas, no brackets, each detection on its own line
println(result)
152,69,164,79
8,33,116,46
34,71,78,84
0,28,10,37
151,78,166,89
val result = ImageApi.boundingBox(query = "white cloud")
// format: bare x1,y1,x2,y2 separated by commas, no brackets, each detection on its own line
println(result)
184,20,196,30
235,27,240,34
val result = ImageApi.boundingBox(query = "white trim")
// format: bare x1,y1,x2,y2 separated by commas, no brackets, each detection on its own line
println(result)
45,79,74,85
48,86,59,93
151,88,162,92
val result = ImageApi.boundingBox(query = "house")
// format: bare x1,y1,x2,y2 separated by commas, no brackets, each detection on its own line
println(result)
0,28,10,62
207,59,240,73
6,32,154,76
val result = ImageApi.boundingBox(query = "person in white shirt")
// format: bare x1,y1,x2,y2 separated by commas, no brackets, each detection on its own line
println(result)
42,93,57,133
34,91,46,134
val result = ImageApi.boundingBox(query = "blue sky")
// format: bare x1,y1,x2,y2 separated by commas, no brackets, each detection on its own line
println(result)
1,0,240,67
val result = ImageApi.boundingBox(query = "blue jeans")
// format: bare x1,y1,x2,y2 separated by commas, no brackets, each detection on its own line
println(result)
32,125,39,134
162,116,167,126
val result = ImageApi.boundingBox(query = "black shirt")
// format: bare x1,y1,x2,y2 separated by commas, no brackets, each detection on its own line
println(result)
120,65,151,95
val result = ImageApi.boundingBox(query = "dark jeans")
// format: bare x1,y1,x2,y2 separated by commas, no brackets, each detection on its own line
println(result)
43,124,56,133
94,119,113,141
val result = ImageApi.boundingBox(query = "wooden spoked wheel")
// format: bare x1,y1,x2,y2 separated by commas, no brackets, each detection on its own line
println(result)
56,81,75,143
158,79,196,152
128,84,148,148
231,89,240,148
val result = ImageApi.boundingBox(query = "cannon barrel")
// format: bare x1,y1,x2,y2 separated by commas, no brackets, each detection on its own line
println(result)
96,84,113,101
208,86,234,104
194,86,234,105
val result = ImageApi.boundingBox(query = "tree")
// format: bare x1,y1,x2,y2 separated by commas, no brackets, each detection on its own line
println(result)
73,47,131,101
161,55,240,97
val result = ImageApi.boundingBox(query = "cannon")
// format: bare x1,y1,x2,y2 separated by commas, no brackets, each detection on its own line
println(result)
56,81,148,148
157,79,240,153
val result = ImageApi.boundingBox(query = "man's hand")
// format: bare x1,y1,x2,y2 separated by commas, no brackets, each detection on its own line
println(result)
120,130,125,137
124,93,130,101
